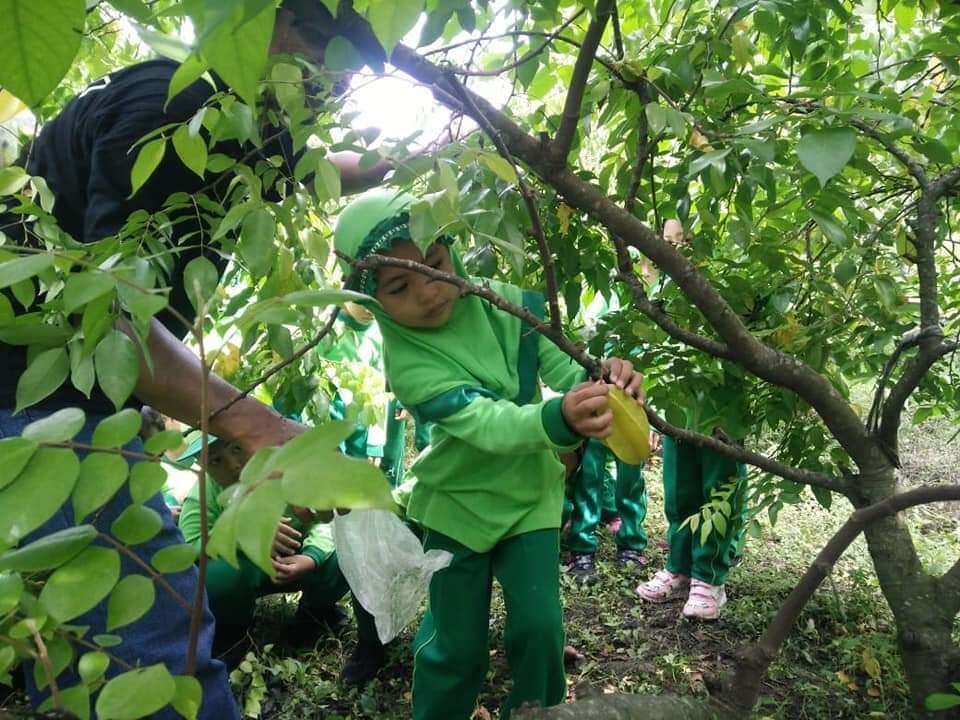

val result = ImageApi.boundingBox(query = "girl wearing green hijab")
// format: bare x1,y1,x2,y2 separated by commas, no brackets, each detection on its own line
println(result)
334,190,644,719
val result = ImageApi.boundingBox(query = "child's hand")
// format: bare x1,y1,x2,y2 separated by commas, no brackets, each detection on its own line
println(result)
272,554,316,584
603,358,645,402
562,382,613,438
272,518,303,557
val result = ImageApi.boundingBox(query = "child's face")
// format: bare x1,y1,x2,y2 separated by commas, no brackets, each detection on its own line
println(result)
206,441,248,488
374,240,460,328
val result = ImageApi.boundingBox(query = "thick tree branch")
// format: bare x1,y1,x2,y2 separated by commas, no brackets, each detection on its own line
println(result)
942,554,960,616
729,483,960,711
345,252,601,375
551,0,614,162
931,163,960,200
386,44,877,471
445,74,563,333
644,406,848,494
867,325,944,432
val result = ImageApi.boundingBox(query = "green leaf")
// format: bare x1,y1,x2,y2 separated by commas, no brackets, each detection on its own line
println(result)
368,0,423,56
270,62,304,115
0,437,38,492
0,166,31,195
93,408,142,449
129,138,166,197
274,424,395,511
808,208,848,247
811,485,833,509
166,52,210,105
40,546,120,622
111,505,162,546
107,574,155,631
64,272,116,314
645,102,667,136
94,330,140,410
479,152,518,185
314,157,342,203
96,663,176,720
40,683,89,720
874,276,899,312
240,208,276,278
22,407,84,444
183,256,219,313
144,429,184,455
235,478,287,574
0,254,54,291
172,675,203,720
200,3,276,108
926,694,960,711
894,3,917,33
129,461,167,505
73,453,129,522
833,256,857,287
688,148,731,176
15,347,69,413
150,543,197,574
0,525,97,572
172,125,207,179
78,651,110,685
0,573,23,614
797,127,856,186
0,0,85,106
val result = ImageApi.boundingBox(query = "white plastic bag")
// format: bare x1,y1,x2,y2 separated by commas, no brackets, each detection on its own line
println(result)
333,509,452,644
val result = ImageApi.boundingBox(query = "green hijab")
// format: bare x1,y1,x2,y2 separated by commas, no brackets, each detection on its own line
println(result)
334,190,528,412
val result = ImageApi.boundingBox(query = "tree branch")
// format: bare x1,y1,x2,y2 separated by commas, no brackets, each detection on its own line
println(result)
728,483,960,711
551,0,615,163
867,325,944,432
942,554,960,616
644,406,847,494
386,43,877,472
851,119,929,189
445,74,563,333
30,628,62,711
931,163,960,200
446,10,585,77
345,252,601,375
98,534,192,614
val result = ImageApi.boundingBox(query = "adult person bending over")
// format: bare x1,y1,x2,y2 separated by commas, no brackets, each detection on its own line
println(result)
0,3,391,718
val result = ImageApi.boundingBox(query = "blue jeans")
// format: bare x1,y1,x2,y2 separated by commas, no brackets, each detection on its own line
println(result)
0,409,240,720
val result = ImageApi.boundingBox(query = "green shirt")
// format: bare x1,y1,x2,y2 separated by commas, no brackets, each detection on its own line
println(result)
405,333,585,552
179,478,335,567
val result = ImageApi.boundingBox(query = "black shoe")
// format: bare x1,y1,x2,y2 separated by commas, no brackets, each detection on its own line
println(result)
616,548,648,571
294,602,348,635
568,552,597,584
340,641,387,688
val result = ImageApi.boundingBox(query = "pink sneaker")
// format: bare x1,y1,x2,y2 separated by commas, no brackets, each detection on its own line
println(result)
682,579,727,620
636,569,690,603
605,515,622,534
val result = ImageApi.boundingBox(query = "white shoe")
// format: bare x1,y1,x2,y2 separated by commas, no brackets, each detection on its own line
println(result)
636,569,690,603
682,579,727,620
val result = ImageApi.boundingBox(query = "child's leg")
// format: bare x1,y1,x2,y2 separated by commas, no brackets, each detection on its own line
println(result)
690,449,748,586
662,436,702,576
412,530,493,720
493,529,565,719
600,451,618,522
613,460,647,552
566,439,607,554
204,554,267,627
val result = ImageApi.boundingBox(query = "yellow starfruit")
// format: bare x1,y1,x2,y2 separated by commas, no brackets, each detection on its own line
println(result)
601,386,651,465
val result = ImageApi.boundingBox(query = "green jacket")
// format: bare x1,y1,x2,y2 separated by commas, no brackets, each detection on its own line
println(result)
404,332,585,553
179,479,335,567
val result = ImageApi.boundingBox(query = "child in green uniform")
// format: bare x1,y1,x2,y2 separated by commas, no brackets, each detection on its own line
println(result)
334,190,644,719
177,436,386,683
565,438,647,582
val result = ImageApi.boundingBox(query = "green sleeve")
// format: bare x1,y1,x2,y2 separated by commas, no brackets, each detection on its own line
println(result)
437,396,581,455
177,478,223,550
538,333,588,392
299,519,335,566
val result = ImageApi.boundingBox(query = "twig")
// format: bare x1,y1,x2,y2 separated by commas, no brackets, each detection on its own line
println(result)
57,628,135,671
44,442,194,473
30,628,62,710
346,252,600,375
644,406,847,494
729,483,960,711
866,326,944,432
445,73,564,333
611,3,624,59
850,119,929,189
185,311,210,674
446,10,585,77
210,307,340,421
552,0,615,162
98,534,192,613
